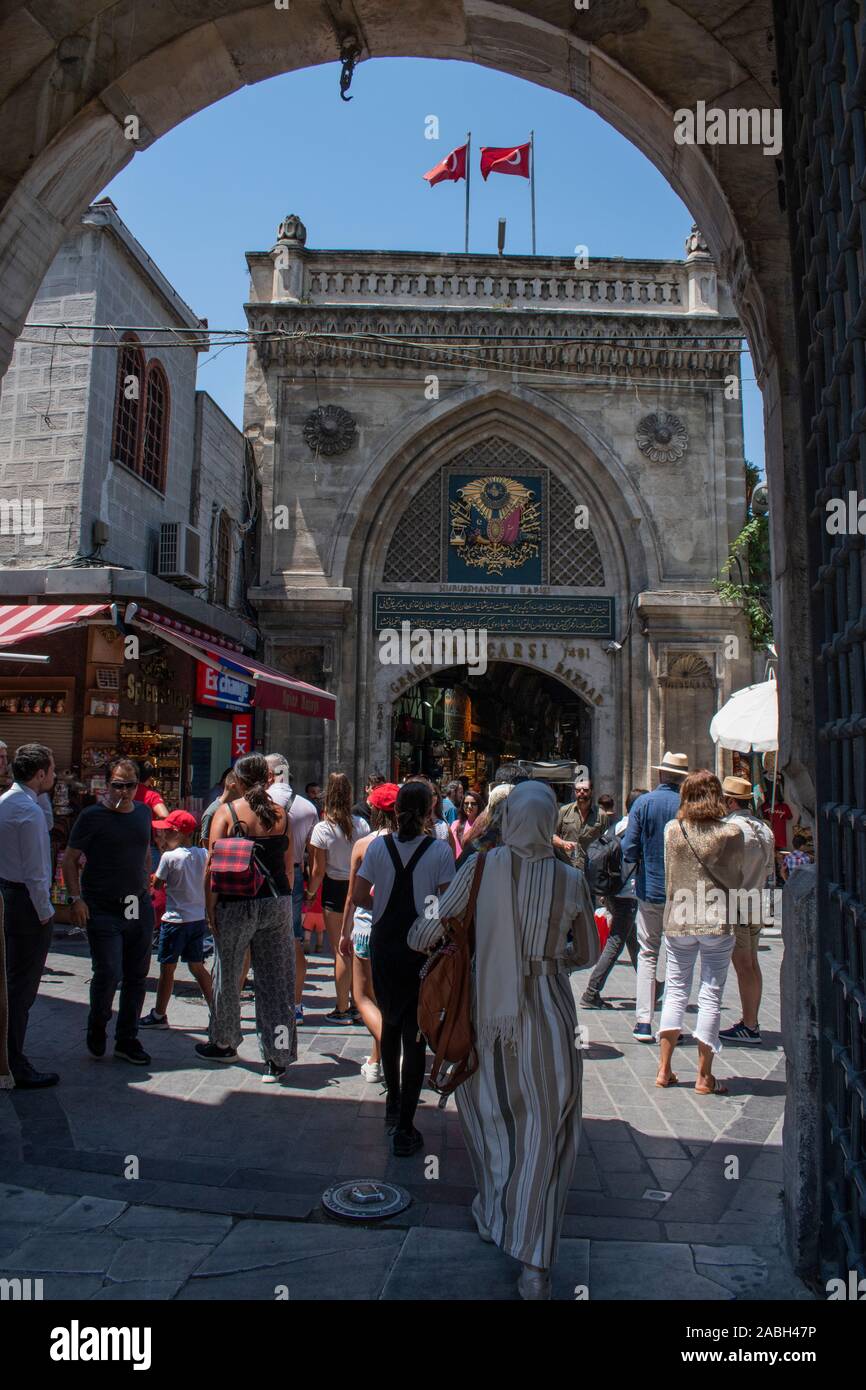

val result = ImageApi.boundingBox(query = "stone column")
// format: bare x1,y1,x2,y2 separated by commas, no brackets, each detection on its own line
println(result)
684,224,718,314
271,214,307,303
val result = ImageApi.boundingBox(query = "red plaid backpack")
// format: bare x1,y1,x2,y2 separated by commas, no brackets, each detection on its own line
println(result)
209,803,277,899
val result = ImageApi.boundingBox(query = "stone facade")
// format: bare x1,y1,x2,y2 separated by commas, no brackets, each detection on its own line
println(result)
245,220,752,793
0,200,249,634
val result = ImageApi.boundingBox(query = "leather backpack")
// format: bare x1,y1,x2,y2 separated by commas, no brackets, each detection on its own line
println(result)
417,855,485,1099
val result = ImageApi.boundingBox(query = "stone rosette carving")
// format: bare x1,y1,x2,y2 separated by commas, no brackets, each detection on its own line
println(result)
636,411,688,463
303,405,356,456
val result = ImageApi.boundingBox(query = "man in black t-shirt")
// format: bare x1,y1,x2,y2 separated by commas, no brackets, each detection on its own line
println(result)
62,758,155,1065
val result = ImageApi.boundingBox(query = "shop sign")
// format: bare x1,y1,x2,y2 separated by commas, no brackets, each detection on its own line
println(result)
196,661,253,711
231,713,253,758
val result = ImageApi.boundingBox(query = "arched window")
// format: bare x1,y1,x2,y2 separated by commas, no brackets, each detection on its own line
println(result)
140,361,170,492
111,333,145,471
214,510,231,607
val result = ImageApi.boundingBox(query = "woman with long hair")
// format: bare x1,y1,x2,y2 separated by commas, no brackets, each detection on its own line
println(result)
306,772,369,1024
338,783,399,1083
656,770,746,1096
450,789,485,858
409,781,597,1299
460,782,513,859
200,753,296,1082
403,774,454,850
352,781,455,1154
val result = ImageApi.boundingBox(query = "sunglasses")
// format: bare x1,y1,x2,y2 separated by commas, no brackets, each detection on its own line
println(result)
110,781,137,789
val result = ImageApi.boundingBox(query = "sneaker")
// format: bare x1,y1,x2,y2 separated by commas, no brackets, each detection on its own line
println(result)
392,1126,423,1157
580,994,613,1009
633,1022,655,1043
194,1042,238,1063
719,1021,762,1046
361,1058,382,1083
114,1039,151,1066
349,1006,363,1024
86,1026,106,1059
139,1009,169,1028
294,1005,304,1023
262,1060,286,1084
324,1009,354,1025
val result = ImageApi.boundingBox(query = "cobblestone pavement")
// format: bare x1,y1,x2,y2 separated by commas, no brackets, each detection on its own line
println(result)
0,931,814,1300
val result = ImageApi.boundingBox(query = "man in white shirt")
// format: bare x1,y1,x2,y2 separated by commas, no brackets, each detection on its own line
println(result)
0,742,58,1088
719,775,777,1046
265,753,319,1020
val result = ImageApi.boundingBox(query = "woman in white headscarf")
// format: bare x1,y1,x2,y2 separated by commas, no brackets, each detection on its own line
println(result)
409,780,597,1300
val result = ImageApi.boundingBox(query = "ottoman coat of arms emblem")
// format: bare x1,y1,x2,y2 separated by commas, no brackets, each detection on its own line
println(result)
449,474,541,576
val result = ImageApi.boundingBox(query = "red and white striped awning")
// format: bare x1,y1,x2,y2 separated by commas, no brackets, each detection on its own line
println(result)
133,607,336,721
0,603,109,647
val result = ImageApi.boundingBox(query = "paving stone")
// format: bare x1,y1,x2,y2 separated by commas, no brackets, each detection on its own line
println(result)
721,1177,784,1217
178,1222,405,1300
15,1274,107,1300
90,1278,184,1300
0,1184,76,1231
562,1215,663,1242
646,1159,693,1189
108,1205,233,1244
381,1227,518,1300
3,1231,124,1273
106,1238,212,1283
694,1260,769,1297
590,1240,733,1300
586,1141,648,1173
47,1195,128,1232
691,1243,766,1265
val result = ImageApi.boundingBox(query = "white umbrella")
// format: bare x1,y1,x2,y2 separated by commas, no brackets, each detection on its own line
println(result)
710,675,779,753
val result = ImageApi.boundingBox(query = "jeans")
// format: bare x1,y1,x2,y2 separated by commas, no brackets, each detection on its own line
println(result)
1,881,54,1076
583,898,638,999
658,933,735,1054
635,899,665,1024
86,894,154,1043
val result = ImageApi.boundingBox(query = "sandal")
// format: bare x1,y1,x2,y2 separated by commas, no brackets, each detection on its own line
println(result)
695,1076,729,1096
655,1073,678,1088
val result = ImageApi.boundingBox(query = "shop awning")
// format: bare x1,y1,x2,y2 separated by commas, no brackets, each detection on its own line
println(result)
0,602,109,648
132,607,336,721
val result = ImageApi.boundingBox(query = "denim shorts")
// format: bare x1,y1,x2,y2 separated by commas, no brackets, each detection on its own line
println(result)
158,918,207,965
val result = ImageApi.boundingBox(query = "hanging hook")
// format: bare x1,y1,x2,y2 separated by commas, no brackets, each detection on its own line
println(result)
339,34,362,101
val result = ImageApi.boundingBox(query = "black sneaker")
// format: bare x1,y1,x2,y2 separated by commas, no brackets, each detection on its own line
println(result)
580,994,613,1009
194,1042,237,1062
262,1060,286,1084
719,1021,762,1046
392,1127,423,1157
86,1026,106,1058
114,1039,151,1066
139,1009,169,1028
324,1009,354,1025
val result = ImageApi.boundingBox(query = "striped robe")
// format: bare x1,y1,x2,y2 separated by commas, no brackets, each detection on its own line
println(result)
411,852,594,1268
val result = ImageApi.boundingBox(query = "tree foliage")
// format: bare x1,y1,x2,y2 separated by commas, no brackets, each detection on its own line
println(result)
714,461,774,649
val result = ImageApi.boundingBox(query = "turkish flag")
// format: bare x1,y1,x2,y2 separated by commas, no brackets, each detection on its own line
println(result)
424,144,468,186
480,142,531,180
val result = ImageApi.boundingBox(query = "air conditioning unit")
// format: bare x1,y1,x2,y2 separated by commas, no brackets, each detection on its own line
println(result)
158,522,201,587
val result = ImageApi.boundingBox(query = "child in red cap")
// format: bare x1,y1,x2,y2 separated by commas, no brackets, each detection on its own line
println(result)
140,810,213,1027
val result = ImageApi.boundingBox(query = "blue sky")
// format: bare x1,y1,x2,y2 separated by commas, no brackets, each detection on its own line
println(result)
103,57,763,468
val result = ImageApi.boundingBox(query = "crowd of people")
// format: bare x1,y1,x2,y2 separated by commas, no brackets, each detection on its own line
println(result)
0,739,813,1298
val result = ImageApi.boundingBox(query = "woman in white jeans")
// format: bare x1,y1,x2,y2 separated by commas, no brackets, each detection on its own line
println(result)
656,770,745,1096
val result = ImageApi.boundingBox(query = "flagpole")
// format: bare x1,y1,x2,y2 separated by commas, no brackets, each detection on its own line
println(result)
465,131,472,254
530,130,537,255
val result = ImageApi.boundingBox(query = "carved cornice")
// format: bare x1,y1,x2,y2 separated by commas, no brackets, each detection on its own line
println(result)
246,307,742,378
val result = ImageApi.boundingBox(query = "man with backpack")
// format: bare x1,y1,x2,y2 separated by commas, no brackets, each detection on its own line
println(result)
580,789,646,1009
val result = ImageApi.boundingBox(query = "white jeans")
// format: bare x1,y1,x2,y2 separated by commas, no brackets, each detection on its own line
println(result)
635,900,665,1023
657,933,735,1054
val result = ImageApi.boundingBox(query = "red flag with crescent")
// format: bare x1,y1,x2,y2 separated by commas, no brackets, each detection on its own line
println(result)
479,142,531,180
423,144,468,186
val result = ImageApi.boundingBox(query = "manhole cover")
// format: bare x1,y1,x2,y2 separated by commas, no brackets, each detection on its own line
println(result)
322,1179,411,1221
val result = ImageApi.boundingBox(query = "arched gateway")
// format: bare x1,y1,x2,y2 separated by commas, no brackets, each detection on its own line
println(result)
247,225,751,798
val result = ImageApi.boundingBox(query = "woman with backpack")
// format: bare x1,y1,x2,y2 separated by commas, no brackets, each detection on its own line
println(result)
352,781,455,1156
306,773,369,1024
409,780,596,1300
198,753,296,1082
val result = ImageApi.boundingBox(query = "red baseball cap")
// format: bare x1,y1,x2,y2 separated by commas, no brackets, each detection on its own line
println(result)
152,809,198,835
368,782,399,811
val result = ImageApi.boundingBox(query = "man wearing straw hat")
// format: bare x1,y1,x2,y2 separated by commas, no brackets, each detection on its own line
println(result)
718,775,776,1047
621,752,688,1041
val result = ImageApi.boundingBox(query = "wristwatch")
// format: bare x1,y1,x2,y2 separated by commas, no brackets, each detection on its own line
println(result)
69,895,82,905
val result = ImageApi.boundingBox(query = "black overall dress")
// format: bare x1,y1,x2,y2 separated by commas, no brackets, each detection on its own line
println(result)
369,835,434,1026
